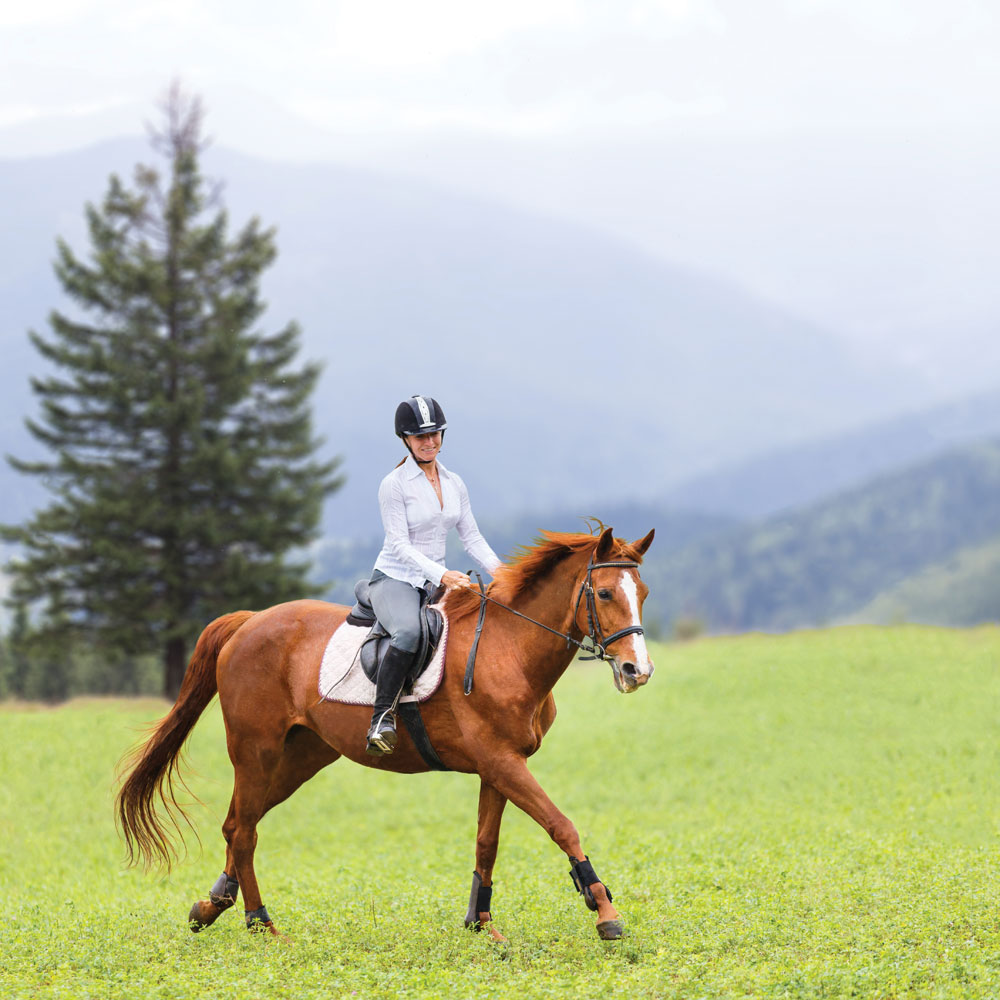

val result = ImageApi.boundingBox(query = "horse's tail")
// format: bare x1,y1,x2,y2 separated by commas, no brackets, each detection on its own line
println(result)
115,610,255,871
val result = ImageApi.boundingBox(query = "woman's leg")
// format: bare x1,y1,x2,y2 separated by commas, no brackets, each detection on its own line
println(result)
366,575,424,754
368,573,424,654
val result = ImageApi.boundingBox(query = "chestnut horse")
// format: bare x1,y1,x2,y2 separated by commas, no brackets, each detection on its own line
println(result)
116,526,654,941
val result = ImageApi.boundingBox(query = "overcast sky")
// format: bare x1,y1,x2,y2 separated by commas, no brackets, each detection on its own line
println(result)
4,1,999,392
4,0,998,148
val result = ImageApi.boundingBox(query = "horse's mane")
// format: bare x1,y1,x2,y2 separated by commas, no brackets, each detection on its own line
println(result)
446,526,646,620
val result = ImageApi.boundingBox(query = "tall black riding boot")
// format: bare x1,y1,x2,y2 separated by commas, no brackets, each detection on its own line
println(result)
365,644,415,756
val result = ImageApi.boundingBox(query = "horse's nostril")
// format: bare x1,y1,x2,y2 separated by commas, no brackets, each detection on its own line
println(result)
621,661,639,679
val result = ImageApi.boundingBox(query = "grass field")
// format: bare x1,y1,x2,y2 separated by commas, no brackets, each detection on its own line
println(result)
1,626,998,999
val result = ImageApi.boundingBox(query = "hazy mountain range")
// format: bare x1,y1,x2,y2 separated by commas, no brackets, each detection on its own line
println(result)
663,386,1000,518
3,136,1000,635
0,136,980,537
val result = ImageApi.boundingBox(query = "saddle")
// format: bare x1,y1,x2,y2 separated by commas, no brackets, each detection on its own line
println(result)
347,579,445,688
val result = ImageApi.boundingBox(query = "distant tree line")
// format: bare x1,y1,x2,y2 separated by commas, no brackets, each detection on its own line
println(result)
0,599,162,701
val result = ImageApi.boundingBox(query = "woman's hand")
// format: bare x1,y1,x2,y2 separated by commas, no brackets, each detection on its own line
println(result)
441,570,473,590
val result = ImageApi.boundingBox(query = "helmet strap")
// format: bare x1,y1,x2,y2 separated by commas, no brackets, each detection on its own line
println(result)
405,439,432,466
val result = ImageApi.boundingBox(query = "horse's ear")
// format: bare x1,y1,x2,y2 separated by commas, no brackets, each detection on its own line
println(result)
633,529,655,556
595,526,615,561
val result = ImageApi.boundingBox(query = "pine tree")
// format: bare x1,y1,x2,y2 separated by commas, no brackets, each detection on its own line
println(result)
3,85,342,698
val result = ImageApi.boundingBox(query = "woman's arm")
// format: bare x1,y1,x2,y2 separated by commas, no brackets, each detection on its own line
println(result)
454,476,502,576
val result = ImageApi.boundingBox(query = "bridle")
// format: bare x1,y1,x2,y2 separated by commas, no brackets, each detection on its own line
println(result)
572,559,646,661
463,558,645,694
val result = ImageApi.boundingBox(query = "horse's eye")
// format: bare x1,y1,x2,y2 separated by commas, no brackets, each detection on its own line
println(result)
597,589,613,601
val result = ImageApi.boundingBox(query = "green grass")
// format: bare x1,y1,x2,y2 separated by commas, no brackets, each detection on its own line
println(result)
1,626,998,998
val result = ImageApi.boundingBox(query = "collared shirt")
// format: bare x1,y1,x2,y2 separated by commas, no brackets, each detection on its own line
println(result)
373,455,502,588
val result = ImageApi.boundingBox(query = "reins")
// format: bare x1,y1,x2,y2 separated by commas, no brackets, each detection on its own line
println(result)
463,559,644,695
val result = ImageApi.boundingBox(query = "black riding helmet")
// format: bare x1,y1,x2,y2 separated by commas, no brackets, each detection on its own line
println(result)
395,395,447,438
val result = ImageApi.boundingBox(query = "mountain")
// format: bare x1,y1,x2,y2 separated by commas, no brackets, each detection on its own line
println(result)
664,387,1000,518
0,138,937,536
367,128,1000,399
641,438,1000,633
843,537,1000,628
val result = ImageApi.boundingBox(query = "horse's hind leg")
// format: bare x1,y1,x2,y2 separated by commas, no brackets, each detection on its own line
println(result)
188,798,240,931
232,726,342,934
465,780,508,942
188,726,340,933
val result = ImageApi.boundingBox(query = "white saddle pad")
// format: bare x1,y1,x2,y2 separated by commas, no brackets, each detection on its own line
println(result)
317,611,449,705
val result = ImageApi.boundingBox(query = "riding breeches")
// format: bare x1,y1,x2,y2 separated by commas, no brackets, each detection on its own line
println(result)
368,570,426,654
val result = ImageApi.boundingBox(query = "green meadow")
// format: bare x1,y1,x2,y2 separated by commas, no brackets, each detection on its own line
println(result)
1,626,998,999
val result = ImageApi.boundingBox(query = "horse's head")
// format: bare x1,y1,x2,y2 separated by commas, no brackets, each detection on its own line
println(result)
577,527,655,693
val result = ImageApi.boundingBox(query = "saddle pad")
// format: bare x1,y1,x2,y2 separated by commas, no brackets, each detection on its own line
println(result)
317,610,449,706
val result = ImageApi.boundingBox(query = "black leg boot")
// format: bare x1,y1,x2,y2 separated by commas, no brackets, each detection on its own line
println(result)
366,644,415,756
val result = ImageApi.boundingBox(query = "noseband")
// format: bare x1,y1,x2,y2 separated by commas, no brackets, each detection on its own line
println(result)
463,559,644,694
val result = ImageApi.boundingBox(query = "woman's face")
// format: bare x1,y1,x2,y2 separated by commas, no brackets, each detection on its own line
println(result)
409,430,442,464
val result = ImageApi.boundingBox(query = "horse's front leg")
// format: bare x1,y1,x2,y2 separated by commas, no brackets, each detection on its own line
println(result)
483,754,623,940
465,780,508,942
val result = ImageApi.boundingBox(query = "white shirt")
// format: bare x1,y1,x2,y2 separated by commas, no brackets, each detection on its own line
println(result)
373,455,502,588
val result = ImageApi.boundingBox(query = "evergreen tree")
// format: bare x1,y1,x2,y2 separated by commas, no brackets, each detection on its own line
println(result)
3,85,342,698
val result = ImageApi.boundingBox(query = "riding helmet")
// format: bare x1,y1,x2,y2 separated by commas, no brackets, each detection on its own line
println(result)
395,395,447,438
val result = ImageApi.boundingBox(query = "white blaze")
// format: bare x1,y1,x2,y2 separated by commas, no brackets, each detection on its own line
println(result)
620,571,652,673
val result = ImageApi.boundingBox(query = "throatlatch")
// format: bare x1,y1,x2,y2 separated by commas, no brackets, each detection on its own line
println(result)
209,871,240,909
464,870,494,929
568,855,611,912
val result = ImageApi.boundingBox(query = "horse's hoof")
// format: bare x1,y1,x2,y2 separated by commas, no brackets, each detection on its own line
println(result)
485,922,508,943
249,921,280,938
596,919,624,940
247,919,278,935
188,900,215,932
465,912,508,944
250,921,289,943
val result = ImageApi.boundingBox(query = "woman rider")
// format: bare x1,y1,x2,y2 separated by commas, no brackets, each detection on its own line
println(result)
366,395,502,756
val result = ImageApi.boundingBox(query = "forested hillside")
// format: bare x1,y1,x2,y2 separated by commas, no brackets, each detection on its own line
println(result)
643,439,1000,632
845,537,1000,627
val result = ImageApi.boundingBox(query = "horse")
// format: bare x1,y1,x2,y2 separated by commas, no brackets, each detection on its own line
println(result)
116,525,655,941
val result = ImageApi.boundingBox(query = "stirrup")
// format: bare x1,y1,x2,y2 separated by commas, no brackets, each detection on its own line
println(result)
365,712,398,756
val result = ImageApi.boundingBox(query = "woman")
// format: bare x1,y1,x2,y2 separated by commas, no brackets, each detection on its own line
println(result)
365,395,502,756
